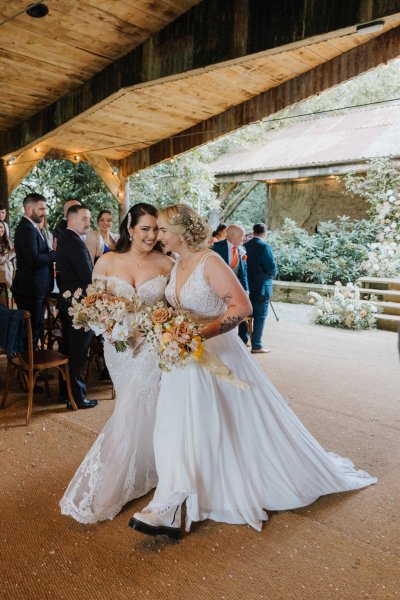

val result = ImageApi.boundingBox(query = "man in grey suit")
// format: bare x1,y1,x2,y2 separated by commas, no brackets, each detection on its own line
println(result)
244,223,277,354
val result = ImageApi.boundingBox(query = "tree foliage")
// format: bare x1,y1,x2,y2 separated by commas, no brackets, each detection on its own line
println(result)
9,159,117,234
129,150,218,215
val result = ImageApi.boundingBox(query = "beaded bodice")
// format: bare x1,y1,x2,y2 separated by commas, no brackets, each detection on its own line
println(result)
93,274,168,305
165,254,226,318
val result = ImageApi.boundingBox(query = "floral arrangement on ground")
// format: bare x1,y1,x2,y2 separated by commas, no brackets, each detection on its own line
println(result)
309,282,379,330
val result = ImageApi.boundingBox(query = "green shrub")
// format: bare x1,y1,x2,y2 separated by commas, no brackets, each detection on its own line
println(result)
268,217,378,284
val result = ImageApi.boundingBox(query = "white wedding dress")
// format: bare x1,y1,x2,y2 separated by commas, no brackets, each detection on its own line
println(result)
60,274,168,524
151,255,377,531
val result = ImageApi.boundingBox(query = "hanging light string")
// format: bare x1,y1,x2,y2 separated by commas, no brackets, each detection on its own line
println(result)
4,96,400,173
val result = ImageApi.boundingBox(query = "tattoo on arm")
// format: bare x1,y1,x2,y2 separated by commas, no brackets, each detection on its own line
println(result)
219,315,244,335
222,293,233,306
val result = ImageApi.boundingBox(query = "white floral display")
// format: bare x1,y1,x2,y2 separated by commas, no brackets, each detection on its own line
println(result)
309,282,378,330
345,158,400,277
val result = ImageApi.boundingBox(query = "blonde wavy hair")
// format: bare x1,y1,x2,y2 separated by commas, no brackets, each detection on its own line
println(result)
159,204,211,250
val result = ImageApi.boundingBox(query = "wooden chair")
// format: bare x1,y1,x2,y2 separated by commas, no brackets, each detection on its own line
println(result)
244,316,253,344
1,310,78,425
44,295,63,350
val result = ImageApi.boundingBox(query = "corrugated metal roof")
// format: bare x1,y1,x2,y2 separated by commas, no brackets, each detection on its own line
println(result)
211,103,400,176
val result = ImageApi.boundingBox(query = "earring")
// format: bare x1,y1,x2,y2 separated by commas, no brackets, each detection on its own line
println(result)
129,235,133,241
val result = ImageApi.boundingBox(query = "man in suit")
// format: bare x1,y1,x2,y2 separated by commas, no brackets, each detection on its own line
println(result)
11,193,55,348
213,224,249,344
244,223,278,354
56,204,98,410
53,199,81,241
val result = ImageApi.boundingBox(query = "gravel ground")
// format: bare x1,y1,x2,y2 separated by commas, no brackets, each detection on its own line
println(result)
267,301,315,324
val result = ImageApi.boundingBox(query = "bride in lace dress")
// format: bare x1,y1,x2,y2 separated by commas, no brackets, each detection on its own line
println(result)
131,204,377,538
60,203,173,523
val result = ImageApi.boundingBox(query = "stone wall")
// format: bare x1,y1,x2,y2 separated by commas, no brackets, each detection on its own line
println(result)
266,176,367,233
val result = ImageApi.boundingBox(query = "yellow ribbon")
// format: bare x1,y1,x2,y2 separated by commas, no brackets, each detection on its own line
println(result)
198,348,250,390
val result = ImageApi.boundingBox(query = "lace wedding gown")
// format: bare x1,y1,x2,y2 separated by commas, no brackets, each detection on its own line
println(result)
151,255,377,531
60,274,168,524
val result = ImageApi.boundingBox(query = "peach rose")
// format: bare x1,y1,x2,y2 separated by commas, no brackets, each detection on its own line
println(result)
152,306,173,325
82,293,98,307
161,331,174,345
171,322,191,343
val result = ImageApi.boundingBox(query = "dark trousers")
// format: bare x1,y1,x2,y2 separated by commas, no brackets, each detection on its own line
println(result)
58,307,92,404
238,321,249,345
14,294,46,349
250,292,271,350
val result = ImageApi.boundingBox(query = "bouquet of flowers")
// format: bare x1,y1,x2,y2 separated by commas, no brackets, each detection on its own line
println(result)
309,281,378,330
63,280,139,352
137,302,249,389
137,302,204,371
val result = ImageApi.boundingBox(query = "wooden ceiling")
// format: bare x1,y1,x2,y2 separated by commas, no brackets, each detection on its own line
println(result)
1,0,400,202
0,0,201,131
46,18,400,162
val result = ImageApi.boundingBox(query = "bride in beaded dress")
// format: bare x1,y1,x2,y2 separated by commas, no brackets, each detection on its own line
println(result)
131,204,377,538
60,203,174,524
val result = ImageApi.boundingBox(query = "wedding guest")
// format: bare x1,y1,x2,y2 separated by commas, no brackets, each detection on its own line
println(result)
244,223,278,354
39,214,54,251
53,199,81,240
211,223,227,243
56,204,97,410
0,221,14,300
11,193,55,347
212,224,249,344
85,209,119,263
0,203,9,237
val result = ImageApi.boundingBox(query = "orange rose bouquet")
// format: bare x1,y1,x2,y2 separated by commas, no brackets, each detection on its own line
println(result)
62,279,139,352
137,302,204,371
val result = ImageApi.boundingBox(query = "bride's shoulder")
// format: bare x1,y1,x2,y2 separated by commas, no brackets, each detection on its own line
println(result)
93,251,120,275
150,251,175,273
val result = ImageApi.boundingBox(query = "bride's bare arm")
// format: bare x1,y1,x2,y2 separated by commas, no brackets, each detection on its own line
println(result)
200,254,252,340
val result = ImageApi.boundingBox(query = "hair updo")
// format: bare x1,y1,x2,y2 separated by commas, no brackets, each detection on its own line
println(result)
160,204,211,250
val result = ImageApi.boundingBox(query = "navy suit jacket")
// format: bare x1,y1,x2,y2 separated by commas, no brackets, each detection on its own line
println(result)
244,237,277,298
212,239,249,292
11,217,55,298
56,229,93,313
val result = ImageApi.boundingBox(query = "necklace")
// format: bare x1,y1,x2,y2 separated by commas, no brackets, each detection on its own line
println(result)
130,252,148,270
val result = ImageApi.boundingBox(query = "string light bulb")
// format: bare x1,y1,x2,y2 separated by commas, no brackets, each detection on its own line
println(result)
74,155,81,162
7,156,16,165
34,147,40,153
112,166,118,176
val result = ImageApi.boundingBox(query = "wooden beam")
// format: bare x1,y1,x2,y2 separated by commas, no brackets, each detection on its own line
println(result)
218,182,239,207
121,25,400,176
4,146,49,195
2,0,400,157
84,153,122,201
222,183,258,220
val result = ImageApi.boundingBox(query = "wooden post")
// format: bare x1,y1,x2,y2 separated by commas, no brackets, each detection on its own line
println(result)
118,178,130,224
